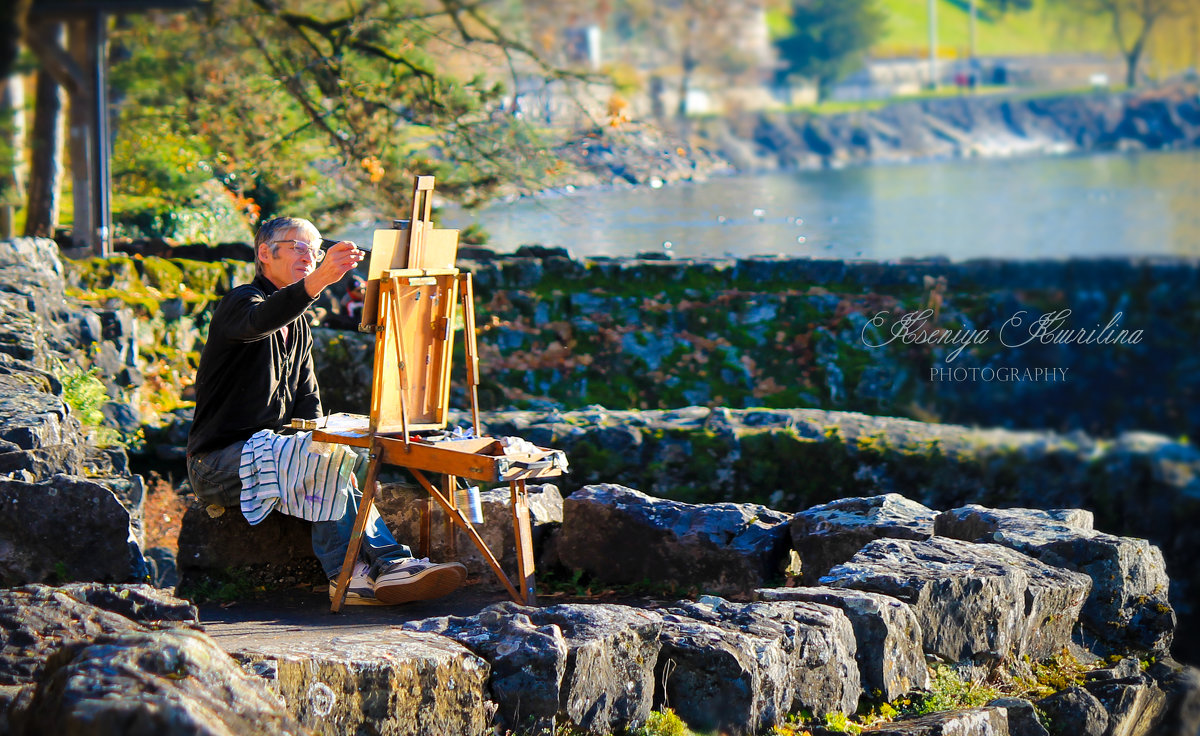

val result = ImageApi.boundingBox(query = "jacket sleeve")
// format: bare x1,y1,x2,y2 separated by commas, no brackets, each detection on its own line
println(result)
215,281,315,342
293,336,322,421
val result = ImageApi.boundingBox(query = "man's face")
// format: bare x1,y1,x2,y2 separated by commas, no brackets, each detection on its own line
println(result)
259,227,318,288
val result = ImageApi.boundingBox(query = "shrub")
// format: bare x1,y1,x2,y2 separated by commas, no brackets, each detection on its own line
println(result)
632,708,693,736
114,180,255,244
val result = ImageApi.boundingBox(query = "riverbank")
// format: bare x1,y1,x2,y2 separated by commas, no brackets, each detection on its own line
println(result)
558,82,1200,192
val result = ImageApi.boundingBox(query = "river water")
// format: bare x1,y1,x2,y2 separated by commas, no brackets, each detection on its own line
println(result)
424,149,1200,261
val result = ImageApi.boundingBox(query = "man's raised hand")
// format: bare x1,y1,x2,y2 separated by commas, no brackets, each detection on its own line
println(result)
304,241,365,298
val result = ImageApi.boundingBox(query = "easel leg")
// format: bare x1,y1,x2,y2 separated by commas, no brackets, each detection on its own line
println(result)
410,468,524,604
443,474,458,557
419,497,431,559
330,444,383,613
511,479,537,606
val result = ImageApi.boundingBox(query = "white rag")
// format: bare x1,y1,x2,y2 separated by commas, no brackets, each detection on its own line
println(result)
238,429,364,525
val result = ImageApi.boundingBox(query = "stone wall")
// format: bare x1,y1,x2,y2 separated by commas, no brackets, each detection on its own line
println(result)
0,238,147,588
308,252,1200,443
63,245,1200,442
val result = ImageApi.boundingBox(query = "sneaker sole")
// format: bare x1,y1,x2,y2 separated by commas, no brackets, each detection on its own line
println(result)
328,584,392,607
373,564,467,605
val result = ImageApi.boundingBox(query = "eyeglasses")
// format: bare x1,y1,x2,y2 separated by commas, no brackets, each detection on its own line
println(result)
272,239,325,261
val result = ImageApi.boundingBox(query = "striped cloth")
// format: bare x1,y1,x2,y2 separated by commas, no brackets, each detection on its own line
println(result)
238,429,364,525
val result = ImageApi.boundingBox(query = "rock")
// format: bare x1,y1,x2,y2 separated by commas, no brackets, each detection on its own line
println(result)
757,586,928,700
987,697,1049,736
175,493,326,594
655,597,858,734
100,401,141,433
409,601,662,734
49,583,197,625
0,238,64,283
791,493,937,584
1152,661,1200,736
821,537,1091,663
375,481,562,591
935,504,1175,654
555,484,791,596
0,385,78,476
144,547,179,589
7,628,305,736
97,308,135,344
114,365,145,388
233,630,492,736
0,474,147,586
0,683,26,734
0,584,198,686
652,609,782,734
1080,657,1168,736
863,706,1009,735
1036,685,1109,736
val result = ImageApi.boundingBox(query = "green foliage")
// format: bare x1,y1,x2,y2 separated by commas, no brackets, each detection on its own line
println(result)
982,0,1034,11
822,712,863,733
52,360,145,450
140,257,185,292
107,1,571,232
459,221,491,246
914,664,1000,715
113,180,256,244
1021,650,1090,697
631,708,694,736
773,0,886,98
50,561,70,583
873,0,1114,58
56,362,107,428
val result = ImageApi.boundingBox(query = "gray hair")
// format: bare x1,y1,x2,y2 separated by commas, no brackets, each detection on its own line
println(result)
254,217,321,276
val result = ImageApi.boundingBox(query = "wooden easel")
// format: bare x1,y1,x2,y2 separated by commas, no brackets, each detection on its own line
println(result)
312,177,566,612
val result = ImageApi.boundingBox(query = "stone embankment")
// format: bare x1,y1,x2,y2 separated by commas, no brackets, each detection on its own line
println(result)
546,83,1200,191
470,406,1200,662
65,237,1200,440
699,82,1200,175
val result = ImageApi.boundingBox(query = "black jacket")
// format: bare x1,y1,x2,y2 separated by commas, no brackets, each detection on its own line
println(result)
187,274,321,456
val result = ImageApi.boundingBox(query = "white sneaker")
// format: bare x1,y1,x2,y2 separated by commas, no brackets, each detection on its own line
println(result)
372,558,467,605
329,560,389,606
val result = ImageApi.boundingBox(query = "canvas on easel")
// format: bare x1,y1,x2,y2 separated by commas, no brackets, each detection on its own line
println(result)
359,176,459,327
360,176,461,433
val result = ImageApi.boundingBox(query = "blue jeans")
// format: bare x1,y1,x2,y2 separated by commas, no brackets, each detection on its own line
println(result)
187,441,411,579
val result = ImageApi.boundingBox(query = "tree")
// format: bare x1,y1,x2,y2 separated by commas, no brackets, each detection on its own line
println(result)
106,0,579,232
601,0,772,119
1051,0,1199,86
773,0,886,101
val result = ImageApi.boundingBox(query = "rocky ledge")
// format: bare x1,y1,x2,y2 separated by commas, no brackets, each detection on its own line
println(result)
5,487,1200,736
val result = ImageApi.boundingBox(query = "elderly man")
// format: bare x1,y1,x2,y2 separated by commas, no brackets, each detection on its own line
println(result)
186,216,466,605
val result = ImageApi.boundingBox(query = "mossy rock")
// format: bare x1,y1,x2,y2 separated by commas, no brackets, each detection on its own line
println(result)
173,258,236,296
140,257,184,293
